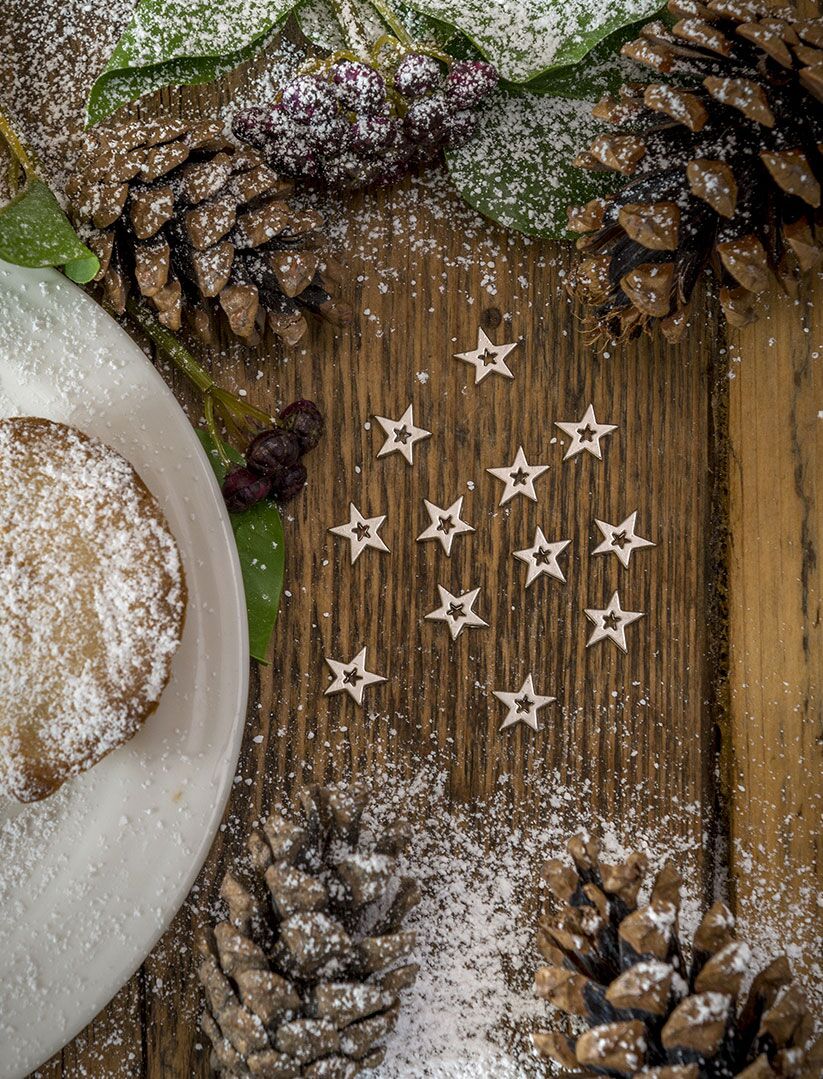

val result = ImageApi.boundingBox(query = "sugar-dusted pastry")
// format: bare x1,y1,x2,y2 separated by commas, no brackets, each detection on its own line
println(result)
0,418,186,802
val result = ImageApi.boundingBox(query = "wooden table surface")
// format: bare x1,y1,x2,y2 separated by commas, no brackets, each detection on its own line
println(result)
2,14,820,1078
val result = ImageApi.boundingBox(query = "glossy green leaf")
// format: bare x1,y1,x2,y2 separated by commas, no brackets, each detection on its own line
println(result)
0,179,99,282
446,89,615,240
86,0,301,126
197,431,285,664
404,0,663,82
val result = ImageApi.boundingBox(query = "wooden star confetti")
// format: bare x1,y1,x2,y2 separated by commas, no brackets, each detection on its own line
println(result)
374,405,431,465
584,592,644,653
555,404,617,461
329,503,389,564
494,674,556,732
514,527,571,586
454,327,517,384
592,511,655,568
417,496,474,556
425,585,487,640
325,647,386,705
487,446,548,506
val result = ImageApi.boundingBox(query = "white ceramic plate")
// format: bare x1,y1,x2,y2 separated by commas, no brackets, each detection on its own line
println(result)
0,261,249,1078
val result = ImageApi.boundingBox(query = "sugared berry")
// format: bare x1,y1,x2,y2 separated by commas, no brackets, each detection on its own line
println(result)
445,60,498,109
222,466,271,513
350,114,396,155
279,399,325,453
394,54,443,98
271,462,308,502
332,60,387,115
404,95,448,144
246,429,302,475
231,106,268,148
281,76,337,124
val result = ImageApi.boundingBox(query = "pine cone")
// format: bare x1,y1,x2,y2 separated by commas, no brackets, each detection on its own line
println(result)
197,783,420,1077
567,0,823,344
67,119,350,346
533,833,822,1077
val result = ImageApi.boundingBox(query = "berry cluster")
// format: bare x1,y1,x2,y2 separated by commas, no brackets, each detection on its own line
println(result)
232,55,498,189
222,400,324,513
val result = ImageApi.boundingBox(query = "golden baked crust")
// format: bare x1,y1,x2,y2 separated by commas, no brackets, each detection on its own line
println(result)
0,417,186,802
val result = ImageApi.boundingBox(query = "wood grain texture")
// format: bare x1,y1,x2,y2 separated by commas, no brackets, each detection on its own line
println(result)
726,285,823,979
25,78,719,1075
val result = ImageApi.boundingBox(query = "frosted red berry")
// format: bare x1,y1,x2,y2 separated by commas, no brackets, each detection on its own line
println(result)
222,467,272,513
445,61,498,109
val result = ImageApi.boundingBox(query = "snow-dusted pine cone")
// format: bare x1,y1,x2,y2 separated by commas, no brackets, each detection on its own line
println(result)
533,833,822,1077
197,783,420,1076
233,55,497,190
68,119,350,346
567,0,823,344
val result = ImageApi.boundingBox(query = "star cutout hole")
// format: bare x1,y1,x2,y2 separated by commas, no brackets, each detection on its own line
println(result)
343,667,363,686
479,348,497,366
510,467,529,486
437,515,455,534
603,612,621,631
515,695,534,714
354,522,371,541
611,530,629,549
578,424,596,442
534,546,553,566
447,602,466,620
393,425,411,444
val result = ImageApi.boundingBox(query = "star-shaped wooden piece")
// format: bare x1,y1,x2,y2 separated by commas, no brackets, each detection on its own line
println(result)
417,496,474,556
487,446,548,506
494,674,556,732
514,527,571,586
555,404,617,461
592,511,655,568
425,585,487,640
454,327,517,384
329,502,390,564
374,405,431,465
325,647,386,705
584,592,644,653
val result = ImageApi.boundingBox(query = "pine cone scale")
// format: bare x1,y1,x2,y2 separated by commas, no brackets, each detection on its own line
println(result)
198,785,418,1076
70,121,349,345
569,0,823,342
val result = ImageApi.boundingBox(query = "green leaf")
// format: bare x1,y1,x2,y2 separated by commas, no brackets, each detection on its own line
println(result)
403,0,663,83
0,179,99,282
86,0,302,126
197,431,285,664
446,89,615,240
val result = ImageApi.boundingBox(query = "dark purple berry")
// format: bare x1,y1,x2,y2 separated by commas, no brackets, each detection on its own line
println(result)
271,462,307,502
331,60,387,115
394,54,443,98
444,108,478,148
281,75,337,124
350,114,396,155
263,104,295,141
308,113,351,156
404,94,448,144
278,399,324,453
246,429,302,475
231,106,269,148
445,60,498,109
222,466,271,514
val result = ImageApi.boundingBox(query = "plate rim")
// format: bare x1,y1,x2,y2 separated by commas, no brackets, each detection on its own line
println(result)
0,260,250,1076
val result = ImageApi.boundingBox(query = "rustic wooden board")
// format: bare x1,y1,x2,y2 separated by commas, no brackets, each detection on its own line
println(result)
31,164,718,1075
726,285,823,980
5,22,815,1077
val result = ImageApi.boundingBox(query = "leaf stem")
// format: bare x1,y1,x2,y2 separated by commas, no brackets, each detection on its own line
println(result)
326,0,373,59
0,98,33,194
368,0,413,46
125,296,214,393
